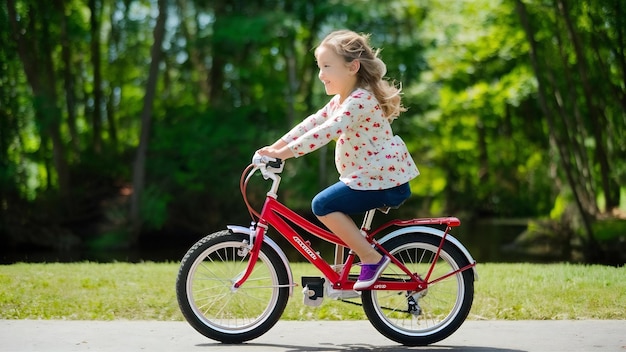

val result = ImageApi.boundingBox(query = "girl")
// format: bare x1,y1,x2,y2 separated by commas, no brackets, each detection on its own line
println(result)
257,30,419,290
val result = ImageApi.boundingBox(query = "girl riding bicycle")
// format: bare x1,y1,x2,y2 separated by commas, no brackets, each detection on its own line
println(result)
257,29,419,290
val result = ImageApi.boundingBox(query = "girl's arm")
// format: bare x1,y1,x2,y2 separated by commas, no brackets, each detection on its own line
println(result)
268,139,287,150
280,98,335,143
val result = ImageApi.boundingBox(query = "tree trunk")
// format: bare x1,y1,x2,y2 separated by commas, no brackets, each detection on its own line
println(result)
7,0,71,199
54,0,80,156
476,118,488,182
208,2,227,106
615,1,626,95
514,0,597,248
105,0,126,152
549,8,597,216
130,0,168,239
89,0,104,153
556,0,616,212
105,94,119,150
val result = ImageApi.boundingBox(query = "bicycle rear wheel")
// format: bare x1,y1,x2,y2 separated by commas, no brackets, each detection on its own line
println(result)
361,232,474,346
176,230,290,343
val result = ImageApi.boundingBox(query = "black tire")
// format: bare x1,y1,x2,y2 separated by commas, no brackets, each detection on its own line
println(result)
361,232,474,346
176,230,290,343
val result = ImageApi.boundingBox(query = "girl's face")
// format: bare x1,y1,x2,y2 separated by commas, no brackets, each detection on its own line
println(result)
315,45,358,100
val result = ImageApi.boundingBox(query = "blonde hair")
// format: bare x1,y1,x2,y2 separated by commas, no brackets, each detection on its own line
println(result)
316,30,406,121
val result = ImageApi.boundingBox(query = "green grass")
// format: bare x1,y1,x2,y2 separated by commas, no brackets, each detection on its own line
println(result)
0,262,624,321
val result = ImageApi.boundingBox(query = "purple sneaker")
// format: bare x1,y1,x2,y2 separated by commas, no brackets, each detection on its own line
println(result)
353,256,390,291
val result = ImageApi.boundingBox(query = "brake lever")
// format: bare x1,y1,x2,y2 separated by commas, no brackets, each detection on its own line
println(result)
267,158,282,169
251,153,284,173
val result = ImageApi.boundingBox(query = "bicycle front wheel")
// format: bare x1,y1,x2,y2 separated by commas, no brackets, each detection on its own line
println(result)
176,230,290,343
361,232,475,346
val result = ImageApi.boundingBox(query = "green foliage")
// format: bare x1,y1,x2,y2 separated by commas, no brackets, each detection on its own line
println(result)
1,0,624,263
410,0,556,217
144,104,268,229
550,193,569,220
140,185,171,230
592,219,626,242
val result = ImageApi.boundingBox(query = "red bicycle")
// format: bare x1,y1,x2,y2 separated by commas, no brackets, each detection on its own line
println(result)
176,155,477,346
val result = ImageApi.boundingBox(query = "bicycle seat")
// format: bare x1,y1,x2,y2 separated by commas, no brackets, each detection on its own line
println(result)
376,198,407,214
377,205,400,214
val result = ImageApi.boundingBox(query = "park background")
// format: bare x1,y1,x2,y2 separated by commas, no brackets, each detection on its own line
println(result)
1,0,625,266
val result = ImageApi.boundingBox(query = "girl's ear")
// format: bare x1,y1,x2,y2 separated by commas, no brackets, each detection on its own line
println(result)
349,60,360,75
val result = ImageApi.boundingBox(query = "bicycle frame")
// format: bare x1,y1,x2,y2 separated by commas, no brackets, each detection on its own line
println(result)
234,159,475,293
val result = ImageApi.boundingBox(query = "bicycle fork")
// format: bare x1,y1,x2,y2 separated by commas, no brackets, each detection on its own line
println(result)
232,221,267,290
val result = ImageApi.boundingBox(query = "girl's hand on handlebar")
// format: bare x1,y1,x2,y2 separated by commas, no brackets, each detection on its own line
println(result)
256,146,273,156
256,146,293,161
252,150,285,174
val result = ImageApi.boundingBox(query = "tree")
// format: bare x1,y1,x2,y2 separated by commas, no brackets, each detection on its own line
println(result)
1,0,623,263
130,0,168,239
89,0,104,153
513,0,626,255
6,0,71,199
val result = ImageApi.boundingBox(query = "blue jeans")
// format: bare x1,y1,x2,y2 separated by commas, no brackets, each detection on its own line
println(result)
311,181,411,216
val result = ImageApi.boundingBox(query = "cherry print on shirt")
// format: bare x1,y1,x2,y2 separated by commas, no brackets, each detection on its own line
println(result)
281,88,418,191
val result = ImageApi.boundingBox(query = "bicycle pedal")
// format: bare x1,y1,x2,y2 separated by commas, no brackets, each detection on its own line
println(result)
325,281,361,299
301,277,325,307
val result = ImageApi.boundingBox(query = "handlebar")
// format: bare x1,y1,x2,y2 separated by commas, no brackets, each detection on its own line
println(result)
242,153,285,220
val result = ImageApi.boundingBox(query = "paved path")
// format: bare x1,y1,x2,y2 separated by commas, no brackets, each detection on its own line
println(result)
1,319,624,352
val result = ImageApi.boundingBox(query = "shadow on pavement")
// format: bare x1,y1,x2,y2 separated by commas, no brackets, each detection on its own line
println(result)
198,342,525,352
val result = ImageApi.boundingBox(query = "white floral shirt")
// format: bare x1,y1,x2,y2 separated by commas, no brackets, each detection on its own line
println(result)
282,88,419,190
